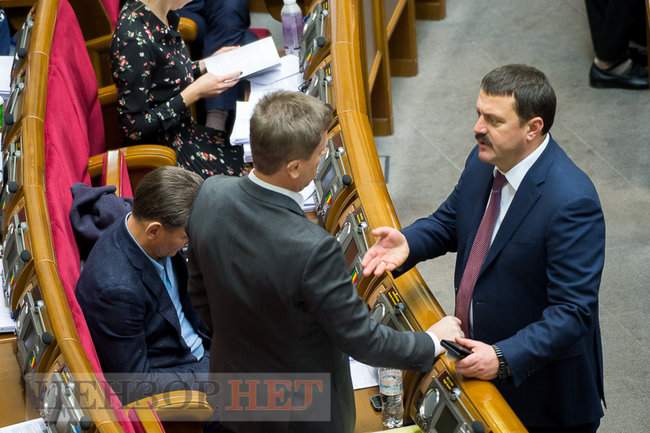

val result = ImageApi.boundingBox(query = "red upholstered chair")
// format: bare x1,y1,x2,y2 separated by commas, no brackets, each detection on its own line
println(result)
45,1,210,431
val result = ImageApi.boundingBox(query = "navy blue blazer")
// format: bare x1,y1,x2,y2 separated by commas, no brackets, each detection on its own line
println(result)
398,138,605,428
76,218,210,401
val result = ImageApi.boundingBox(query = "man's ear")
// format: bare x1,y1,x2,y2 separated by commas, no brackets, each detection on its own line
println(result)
144,222,163,239
526,116,544,140
286,159,301,180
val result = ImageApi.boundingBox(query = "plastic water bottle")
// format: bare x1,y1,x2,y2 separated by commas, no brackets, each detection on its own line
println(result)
379,367,404,428
281,0,303,55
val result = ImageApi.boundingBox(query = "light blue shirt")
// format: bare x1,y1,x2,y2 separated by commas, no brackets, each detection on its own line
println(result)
125,213,204,360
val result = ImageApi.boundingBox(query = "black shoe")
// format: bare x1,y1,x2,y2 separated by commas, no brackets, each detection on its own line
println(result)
589,60,649,90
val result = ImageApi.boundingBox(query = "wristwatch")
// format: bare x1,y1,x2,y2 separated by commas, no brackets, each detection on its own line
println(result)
492,344,512,380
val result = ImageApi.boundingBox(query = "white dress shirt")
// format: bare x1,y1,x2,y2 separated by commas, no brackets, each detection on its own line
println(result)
490,133,550,244
248,170,304,208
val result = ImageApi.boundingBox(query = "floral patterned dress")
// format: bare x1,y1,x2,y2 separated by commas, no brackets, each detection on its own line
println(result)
111,0,244,178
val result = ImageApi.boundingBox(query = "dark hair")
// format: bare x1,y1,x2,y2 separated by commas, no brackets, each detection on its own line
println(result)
132,166,203,228
250,90,333,175
480,64,556,134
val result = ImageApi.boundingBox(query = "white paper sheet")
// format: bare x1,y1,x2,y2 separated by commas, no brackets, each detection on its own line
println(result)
0,418,47,433
0,257,14,334
300,181,317,212
230,100,255,146
349,358,379,390
0,56,12,101
248,54,301,86
204,37,280,79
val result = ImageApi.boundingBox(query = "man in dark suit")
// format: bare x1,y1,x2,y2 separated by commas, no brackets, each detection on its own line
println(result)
362,65,606,433
77,166,210,404
187,90,463,433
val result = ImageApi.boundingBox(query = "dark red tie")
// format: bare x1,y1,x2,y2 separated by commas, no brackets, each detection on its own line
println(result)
455,172,507,336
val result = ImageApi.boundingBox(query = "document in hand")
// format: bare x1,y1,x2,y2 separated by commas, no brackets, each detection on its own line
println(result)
204,37,281,79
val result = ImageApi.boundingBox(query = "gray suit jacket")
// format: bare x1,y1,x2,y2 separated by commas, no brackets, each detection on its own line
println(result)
187,176,435,433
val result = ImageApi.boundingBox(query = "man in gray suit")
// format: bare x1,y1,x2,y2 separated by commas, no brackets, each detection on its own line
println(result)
187,91,462,433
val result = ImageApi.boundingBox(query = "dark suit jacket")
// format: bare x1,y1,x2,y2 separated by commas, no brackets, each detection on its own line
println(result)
187,176,436,433
397,138,605,428
76,218,211,403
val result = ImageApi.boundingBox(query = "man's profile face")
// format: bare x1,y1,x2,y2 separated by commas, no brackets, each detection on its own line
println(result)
149,225,189,258
473,90,530,172
294,132,329,191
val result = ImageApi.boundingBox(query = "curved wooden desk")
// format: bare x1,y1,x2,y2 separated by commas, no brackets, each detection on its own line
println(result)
1,0,523,432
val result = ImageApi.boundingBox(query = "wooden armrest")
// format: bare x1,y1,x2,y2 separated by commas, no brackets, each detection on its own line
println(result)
88,145,177,177
88,146,177,194
98,84,117,106
179,17,198,42
86,34,112,53
126,390,213,422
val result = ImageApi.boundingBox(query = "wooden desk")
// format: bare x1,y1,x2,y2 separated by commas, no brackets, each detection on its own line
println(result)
0,335,32,428
354,386,384,433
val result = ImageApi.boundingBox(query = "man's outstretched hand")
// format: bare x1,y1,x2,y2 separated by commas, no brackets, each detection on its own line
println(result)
361,227,409,277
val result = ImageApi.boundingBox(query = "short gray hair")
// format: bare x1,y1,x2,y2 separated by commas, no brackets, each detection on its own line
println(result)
250,91,333,175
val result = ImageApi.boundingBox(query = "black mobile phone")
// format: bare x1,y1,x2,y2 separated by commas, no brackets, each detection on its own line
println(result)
369,394,383,412
441,339,472,360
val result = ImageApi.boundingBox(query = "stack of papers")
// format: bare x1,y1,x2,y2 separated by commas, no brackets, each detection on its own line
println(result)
230,100,255,163
349,357,379,390
0,417,46,433
248,54,303,101
0,256,14,334
204,37,280,78
229,55,303,165
301,181,317,212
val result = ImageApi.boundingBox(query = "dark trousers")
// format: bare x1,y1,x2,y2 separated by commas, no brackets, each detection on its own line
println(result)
528,420,600,433
179,0,256,112
117,354,211,404
585,0,646,62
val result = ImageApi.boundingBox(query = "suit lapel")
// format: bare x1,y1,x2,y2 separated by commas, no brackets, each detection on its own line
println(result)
478,139,558,277
119,219,183,336
460,165,494,274
141,268,182,337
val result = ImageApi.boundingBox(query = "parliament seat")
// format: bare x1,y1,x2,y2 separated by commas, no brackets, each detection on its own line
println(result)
0,0,213,430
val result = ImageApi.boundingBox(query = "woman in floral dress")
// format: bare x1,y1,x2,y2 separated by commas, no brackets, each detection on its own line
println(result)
111,0,245,178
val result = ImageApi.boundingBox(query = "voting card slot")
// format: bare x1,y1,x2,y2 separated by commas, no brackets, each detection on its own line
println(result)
1,133,23,212
300,1,331,76
4,72,26,128
41,368,93,433
368,285,415,332
2,205,32,307
301,61,334,110
15,287,56,397
412,372,486,433
335,208,369,294
314,132,353,225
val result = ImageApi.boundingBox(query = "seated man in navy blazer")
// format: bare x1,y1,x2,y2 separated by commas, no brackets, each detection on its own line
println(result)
363,65,606,433
77,166,210,404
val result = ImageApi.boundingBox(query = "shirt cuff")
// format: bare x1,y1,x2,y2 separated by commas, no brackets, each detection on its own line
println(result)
426,331,443,357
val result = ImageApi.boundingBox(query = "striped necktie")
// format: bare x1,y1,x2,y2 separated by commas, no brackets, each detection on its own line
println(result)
455,171,507,336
